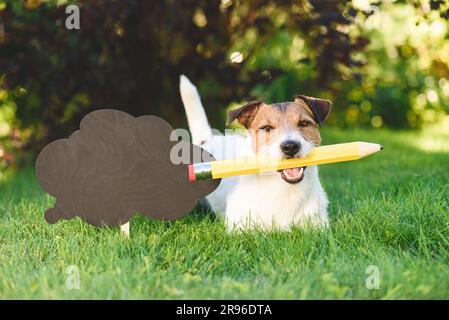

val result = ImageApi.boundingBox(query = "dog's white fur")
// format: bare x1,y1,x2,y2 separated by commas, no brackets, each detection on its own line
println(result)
180,75,328,231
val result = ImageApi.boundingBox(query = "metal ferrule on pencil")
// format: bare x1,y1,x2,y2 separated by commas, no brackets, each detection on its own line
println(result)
188,162,212,181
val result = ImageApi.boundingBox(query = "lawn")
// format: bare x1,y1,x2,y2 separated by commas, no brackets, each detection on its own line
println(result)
0,127,448,299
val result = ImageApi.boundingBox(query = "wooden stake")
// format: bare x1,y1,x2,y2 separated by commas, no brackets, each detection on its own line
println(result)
120,222,130,238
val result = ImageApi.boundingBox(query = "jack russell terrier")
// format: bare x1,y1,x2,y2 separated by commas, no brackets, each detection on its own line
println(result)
179,75,332,231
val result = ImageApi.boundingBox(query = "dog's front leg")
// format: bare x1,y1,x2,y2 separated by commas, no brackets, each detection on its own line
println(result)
293,192,329,229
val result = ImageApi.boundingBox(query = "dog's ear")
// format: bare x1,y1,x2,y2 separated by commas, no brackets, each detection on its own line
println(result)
295,95,332,126
226,100,262,128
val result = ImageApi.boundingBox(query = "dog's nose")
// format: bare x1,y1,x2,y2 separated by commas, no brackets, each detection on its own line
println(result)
280,140,300,156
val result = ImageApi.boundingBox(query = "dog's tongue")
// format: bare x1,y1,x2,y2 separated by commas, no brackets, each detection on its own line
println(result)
283,167,303,179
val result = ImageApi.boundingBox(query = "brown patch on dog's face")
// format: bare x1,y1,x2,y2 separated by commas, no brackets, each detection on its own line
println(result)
227,97,331,183
246,101,321,154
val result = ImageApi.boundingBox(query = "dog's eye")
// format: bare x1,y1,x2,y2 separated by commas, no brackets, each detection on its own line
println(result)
298,120,311,128
259,125,274,133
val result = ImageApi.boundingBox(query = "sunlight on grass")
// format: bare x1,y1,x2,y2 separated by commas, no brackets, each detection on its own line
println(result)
410,121,449,153
0,165,14,183
413,135,449,153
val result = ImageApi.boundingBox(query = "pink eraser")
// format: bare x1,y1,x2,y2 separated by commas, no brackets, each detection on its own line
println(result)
188,164,196,182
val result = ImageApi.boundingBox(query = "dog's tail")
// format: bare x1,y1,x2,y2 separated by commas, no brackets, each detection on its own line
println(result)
179,75,213,145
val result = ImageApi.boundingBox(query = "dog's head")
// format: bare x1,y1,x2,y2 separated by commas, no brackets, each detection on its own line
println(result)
227,95,332,184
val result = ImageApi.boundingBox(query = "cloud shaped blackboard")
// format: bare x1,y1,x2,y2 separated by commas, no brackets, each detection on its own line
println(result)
35,109,220,227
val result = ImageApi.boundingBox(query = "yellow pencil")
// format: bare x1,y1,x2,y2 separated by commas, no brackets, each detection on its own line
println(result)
188,141,382,181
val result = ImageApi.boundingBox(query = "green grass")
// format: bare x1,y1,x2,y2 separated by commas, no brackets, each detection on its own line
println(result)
1,127,448,299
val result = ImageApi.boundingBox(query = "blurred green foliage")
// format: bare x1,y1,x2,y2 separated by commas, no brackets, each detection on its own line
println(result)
248,1,449,128
0,0,448,162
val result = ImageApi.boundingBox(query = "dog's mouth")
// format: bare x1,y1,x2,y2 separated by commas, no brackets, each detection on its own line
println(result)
278,166,306,184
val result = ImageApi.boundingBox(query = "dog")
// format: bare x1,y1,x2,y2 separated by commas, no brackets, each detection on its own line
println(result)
179,75,331,231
